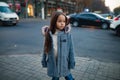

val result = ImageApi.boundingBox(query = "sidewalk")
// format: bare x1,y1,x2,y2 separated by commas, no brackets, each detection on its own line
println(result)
0,54,120,80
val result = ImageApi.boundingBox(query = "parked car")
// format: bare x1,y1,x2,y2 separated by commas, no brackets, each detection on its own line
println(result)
100,13,114,19
69,12,111,29
67,13,76,19
110,14,120,36
0,2,19,25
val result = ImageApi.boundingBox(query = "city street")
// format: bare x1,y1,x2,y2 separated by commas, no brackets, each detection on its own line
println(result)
0,18,120,63
0,18,120,80
1,0,120,79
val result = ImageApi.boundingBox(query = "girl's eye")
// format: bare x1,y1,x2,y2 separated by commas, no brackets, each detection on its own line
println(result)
57,20,66,23
59,21,61,22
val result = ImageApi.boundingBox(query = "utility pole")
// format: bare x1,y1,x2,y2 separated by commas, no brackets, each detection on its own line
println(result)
35,0,37,17
41,0,45,19
12,0,15,12
45,0,48,19
25,0,28,18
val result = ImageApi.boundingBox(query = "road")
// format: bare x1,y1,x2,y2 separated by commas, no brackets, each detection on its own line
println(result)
72,27,120,63
0,19,120,63
0,19,47,55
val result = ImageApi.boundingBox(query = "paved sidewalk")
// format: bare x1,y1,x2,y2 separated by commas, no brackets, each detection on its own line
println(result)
0,54,120,80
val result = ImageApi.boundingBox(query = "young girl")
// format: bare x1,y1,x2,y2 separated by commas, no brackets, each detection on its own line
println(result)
41,11,75,80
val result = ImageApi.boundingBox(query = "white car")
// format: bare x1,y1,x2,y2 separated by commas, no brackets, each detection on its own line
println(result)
0,2,19,25
110,15,120,36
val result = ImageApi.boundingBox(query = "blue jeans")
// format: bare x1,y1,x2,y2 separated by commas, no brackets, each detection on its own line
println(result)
52,74,74,80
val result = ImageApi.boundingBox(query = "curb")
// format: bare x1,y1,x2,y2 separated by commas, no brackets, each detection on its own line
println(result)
19,18,50,22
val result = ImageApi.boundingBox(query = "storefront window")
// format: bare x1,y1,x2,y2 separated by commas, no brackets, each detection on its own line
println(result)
28,4,34,17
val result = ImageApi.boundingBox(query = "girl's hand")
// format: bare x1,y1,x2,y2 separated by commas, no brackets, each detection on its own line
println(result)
41,25,49,35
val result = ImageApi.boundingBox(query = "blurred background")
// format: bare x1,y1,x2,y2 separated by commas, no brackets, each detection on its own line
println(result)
1,0,120,19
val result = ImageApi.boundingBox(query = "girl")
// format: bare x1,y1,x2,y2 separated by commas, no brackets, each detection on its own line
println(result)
41,11,75,80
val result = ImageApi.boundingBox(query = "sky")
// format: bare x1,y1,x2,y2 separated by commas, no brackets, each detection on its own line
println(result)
105,0,120,11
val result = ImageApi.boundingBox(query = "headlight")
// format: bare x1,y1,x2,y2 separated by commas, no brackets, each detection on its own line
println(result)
2,18,10,20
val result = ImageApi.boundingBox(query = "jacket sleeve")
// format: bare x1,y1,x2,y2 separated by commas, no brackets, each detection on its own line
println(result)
41,26,49,68
41,53,47,68
68,34,75,69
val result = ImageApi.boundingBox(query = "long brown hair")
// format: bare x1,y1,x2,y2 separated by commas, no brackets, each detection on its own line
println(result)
44,11,69,54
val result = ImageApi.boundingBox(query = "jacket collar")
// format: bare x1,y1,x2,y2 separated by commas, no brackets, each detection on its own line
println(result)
49,30,65,36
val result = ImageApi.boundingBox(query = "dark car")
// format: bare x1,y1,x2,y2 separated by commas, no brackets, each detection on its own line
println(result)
69,12,111,29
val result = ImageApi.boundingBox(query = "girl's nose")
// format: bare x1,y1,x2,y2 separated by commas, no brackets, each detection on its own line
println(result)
61,22,64,25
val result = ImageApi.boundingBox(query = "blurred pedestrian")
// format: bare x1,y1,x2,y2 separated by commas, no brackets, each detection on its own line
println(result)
16,8,21,16
41,11,75,80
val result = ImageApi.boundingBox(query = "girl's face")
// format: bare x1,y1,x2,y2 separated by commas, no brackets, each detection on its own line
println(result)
56,14,66,30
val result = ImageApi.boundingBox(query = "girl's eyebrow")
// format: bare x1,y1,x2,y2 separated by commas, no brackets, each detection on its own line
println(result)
58,19,66,21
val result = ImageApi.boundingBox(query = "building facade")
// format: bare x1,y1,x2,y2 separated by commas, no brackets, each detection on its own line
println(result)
46,0,76,16
3,0,76,18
